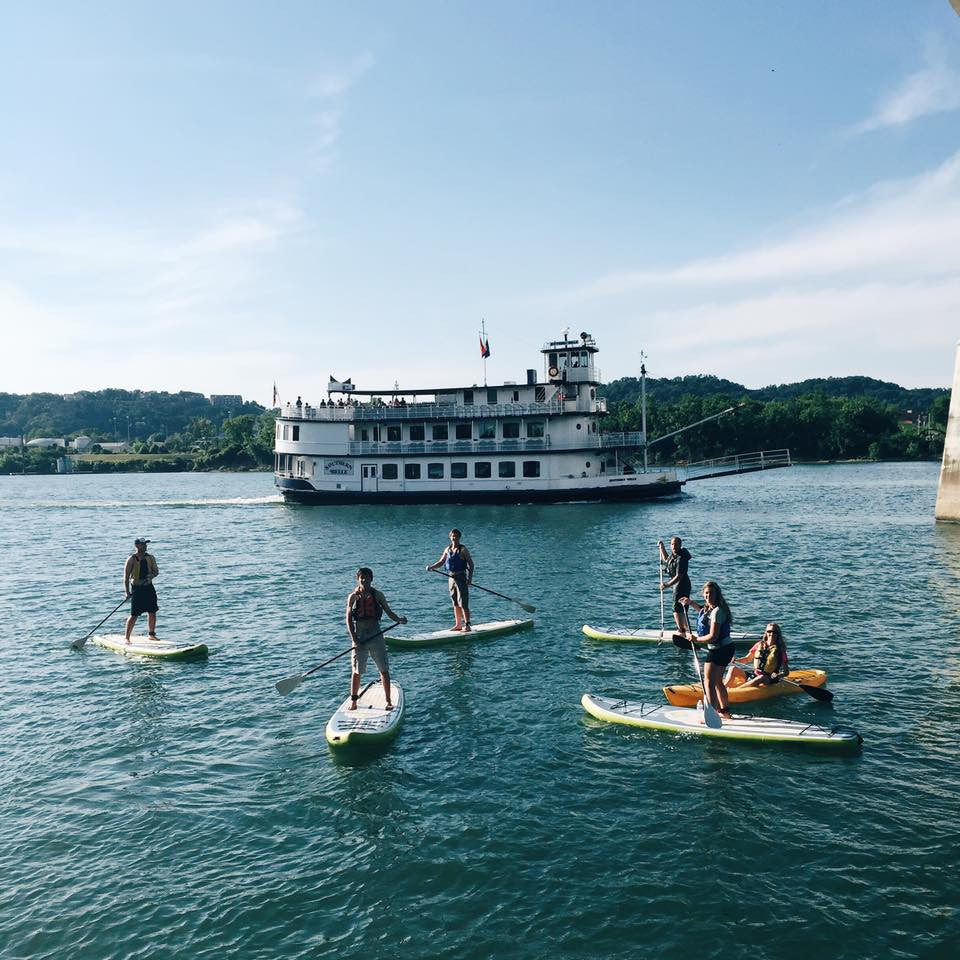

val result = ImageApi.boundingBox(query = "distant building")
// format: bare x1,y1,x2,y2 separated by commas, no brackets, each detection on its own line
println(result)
70,436,93,452
0,437,21,448
210,395,243,407
26,438,66,448
98,442,130,453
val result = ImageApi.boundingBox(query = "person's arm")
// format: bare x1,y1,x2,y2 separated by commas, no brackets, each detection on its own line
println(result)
123,557,133,596
697,608,720,646
148,555,159,582
376,590,407,625
426,548,449,572
462,547,474,583
736,640,760,664
345,596,358,644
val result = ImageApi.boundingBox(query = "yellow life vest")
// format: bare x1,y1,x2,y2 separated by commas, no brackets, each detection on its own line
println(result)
129,552,159,585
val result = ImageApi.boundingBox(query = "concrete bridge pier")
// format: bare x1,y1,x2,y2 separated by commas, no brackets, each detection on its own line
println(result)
935,341,960,522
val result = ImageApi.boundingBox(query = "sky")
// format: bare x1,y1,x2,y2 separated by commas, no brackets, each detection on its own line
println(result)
1,1,959,406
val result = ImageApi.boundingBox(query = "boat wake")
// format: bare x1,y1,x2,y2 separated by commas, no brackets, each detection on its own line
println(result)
1,495,284,509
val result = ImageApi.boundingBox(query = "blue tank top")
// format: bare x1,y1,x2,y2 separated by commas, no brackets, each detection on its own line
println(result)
444,547,467,574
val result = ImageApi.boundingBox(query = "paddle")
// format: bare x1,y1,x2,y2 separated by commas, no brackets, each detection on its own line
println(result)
674,636,834,702
71,595,130,651
275,622,400,696
429,569,536,613
671,634,721,728
658,549,665,639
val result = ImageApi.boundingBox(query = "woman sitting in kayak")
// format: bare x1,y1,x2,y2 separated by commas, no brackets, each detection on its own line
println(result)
682,581,735,719
732,623,788,689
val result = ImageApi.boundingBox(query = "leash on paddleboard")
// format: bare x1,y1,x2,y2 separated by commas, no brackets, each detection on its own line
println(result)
429,569,536,613
71,595,130,651
274,622,401,696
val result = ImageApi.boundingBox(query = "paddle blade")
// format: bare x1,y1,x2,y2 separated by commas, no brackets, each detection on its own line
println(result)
275,674,305,696
519,601,537,613
672,634,693,650
703,703,723,729
801,683,834,703
70,637,89,651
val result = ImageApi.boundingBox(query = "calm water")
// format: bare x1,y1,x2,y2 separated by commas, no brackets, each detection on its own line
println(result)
0,464,957,959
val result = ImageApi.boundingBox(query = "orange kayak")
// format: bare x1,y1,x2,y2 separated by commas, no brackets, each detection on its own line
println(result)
663,669,828,707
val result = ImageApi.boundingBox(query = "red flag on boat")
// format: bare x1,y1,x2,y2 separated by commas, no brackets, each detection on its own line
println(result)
479,336,491,358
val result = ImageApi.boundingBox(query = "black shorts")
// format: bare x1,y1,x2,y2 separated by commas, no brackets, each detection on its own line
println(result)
672,578,691,614
130,584,158,617
705,643,735,667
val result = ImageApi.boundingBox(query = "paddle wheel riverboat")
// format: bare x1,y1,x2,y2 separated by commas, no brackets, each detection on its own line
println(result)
273,332,680,504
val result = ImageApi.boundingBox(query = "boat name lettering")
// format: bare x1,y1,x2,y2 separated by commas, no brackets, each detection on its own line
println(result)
324,459,354,476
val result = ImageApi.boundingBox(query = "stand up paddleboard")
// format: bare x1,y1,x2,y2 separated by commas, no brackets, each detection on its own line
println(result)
581,694,861,751
91,634,209,661
664,669,828,707
582,625,757,649
326,681,404,747
387,618,533,649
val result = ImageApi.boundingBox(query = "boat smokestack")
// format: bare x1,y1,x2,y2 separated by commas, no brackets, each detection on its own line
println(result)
526,369,537,385
935,340,960,522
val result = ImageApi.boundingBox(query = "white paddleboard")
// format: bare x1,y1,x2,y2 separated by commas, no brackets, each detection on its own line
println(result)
582,624,757,648
581,694,861,750
326,681,404,747
91,633,209,660
387,618,533,648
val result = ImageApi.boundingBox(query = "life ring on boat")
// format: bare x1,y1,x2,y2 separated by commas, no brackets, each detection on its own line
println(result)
548,366,559,378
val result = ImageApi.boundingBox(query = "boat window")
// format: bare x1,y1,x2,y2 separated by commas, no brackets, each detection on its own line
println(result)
428,463,444,479
387,425,401,442
276,423,281,438
405,463,421,480
474,462,492,478
478,420,496,440
282,424,289,440
549,353,558,368
590,388,595,399
535,386,545,402
292,426,300,441
382,463,398,480
463,390,474,405
512,390,520,402
409,424,425,441
522,461,541,478
498,462,516,478
451,462,467,478
432,424,448,441
527,421,544,438
455,423,472,440
503,422,520,439
486,388,497,404
580,350,589,367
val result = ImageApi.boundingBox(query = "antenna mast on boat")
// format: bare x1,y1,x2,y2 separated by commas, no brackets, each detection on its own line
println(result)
640,351,648,472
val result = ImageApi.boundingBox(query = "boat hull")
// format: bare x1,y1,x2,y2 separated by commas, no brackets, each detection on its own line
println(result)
277,477,682,505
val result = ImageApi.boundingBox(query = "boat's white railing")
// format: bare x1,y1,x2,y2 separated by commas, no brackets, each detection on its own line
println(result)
280,400,568,421
598,431,646,448
678,449,792,482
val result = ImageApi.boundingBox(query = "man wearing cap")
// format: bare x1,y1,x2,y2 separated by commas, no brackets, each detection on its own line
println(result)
124,538,160,642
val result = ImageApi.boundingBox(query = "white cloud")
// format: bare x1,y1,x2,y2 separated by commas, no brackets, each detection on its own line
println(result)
852,38,960,134
308,52,375,99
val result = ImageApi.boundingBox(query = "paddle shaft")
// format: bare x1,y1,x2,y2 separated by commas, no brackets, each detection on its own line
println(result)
73,595,130,649
658,552,665,637
430,569,535,613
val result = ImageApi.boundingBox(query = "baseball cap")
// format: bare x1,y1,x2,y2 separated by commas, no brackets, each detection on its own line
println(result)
134,537,151,545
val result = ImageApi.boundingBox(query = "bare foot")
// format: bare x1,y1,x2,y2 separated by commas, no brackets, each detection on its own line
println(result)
385,702,394,710
450,625,463,632
463,624,472,633
348,697,358,711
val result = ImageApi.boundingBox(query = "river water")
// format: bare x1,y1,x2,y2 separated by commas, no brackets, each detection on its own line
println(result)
0,463,956,959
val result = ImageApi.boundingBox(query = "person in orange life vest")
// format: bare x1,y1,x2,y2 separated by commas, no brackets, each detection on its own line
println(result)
124,537,159,643
346,568,407,710
680,581,735,720
426,528,475,631
732,623,789,689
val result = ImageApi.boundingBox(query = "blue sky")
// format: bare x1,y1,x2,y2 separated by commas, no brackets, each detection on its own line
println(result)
2,1,959,404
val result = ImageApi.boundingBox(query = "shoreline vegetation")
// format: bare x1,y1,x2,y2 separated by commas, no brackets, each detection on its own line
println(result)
0,375,948,475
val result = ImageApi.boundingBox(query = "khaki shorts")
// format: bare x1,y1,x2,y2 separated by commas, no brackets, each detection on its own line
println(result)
351,620,389,675
448,575,469,610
